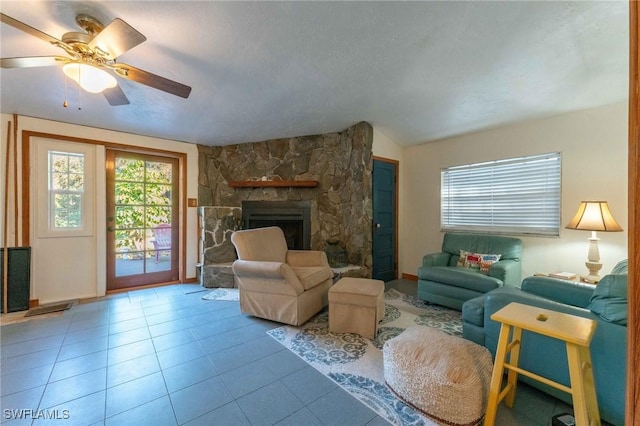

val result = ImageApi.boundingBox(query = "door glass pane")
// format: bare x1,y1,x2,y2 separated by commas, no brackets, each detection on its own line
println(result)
115,182,145,205
115,158,144,181
114,156,174,277
146,206,172,228
115,206,145,229
146,184,171,205
115,229,144,252
146,161,172,183
115,253,144,276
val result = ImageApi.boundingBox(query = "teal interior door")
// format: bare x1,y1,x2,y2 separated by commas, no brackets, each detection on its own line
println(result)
372,158,397,282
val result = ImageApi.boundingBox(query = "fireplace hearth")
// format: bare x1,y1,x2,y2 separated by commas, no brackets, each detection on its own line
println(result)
241,201,311,250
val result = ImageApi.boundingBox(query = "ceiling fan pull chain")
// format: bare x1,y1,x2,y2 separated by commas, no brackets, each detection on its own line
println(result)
63,71,68,108
77,66,82,110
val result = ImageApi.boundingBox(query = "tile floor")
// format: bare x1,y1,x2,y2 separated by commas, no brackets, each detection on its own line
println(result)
0,280,585,425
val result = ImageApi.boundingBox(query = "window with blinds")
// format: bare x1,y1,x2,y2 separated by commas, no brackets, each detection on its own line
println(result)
441,152,561,236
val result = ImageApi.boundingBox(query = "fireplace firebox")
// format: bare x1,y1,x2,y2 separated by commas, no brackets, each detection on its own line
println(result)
241,201,311,250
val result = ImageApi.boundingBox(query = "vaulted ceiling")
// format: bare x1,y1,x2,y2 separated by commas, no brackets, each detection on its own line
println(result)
0,1,629,147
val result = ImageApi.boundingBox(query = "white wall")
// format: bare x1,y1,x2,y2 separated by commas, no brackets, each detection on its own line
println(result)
373,129,404,161
400,102,629,279
0,114,199,301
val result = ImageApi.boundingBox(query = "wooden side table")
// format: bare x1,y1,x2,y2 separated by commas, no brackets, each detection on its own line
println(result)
484,302,599,426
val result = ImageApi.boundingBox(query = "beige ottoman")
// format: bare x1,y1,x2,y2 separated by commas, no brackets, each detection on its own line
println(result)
328,277,385,339
383,326,493,426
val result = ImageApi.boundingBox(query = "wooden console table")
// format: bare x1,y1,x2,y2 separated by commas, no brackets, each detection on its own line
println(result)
484,302,599,426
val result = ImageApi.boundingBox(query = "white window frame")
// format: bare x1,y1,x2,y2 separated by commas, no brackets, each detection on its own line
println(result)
440,152,561,236
49,151,85,230
35,141,95,238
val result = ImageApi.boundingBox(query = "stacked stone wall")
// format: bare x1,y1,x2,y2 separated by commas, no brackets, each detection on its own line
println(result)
198,206,241,288
198,122,373,277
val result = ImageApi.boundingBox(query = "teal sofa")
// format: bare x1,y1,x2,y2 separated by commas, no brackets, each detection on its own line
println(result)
417,233,523,310
462,260,628,425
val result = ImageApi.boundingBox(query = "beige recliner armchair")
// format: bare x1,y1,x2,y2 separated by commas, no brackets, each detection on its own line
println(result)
231,226,334,326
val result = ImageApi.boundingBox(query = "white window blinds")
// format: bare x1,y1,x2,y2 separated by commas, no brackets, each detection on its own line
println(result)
441,152,561,236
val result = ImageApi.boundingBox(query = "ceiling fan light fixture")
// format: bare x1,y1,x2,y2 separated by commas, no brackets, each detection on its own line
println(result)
62,62,117,93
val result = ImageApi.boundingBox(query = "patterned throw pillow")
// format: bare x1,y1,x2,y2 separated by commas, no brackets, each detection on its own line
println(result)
457,250,501,273
463,252,483,271
456,250,470,267
477,253,502,273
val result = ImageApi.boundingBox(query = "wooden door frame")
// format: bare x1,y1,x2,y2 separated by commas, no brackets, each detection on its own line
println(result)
373,156,399,280
105,149,180,290
627,2,639,425
21,131,188,286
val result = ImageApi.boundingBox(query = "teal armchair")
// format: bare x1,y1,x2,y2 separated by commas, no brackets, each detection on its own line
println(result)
417,233,523,310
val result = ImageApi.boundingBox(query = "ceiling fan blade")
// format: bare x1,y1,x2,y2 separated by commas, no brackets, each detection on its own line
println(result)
89,18,146,60
1,56,68,68
115,64,191,99
103,85,130,106
0,13,61,45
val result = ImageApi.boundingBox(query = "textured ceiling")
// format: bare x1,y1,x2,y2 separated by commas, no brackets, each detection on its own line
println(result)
0,1,629,146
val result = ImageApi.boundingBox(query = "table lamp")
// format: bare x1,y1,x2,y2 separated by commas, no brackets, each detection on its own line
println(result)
565,201,623,282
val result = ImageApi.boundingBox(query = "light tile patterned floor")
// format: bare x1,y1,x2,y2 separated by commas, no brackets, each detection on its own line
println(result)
0,280,584,425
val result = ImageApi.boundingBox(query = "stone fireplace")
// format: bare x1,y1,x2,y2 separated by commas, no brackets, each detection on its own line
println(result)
242,200,311,250
198,121,374,287
198,206,241,288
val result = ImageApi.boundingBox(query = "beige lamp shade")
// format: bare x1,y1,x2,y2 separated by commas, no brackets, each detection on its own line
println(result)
565,201,623,232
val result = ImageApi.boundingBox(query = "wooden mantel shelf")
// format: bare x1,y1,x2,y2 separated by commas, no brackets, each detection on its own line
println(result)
228,180,318,188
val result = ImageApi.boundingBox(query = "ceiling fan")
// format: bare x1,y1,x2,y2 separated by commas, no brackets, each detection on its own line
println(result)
0,12,191,106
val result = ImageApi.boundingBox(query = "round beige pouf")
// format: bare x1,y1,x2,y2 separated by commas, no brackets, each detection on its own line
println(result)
383,325,493,426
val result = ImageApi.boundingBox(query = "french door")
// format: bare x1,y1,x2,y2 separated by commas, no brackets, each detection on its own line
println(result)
106,150,179,290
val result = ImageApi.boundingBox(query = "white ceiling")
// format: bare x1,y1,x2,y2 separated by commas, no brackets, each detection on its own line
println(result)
0,1,629,147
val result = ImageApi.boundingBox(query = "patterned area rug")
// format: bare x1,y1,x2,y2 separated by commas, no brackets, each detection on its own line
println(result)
201,288,239,301
267,289,463,426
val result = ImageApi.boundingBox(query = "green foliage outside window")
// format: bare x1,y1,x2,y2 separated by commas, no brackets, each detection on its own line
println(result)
114,158,173,258
49,151,84,229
